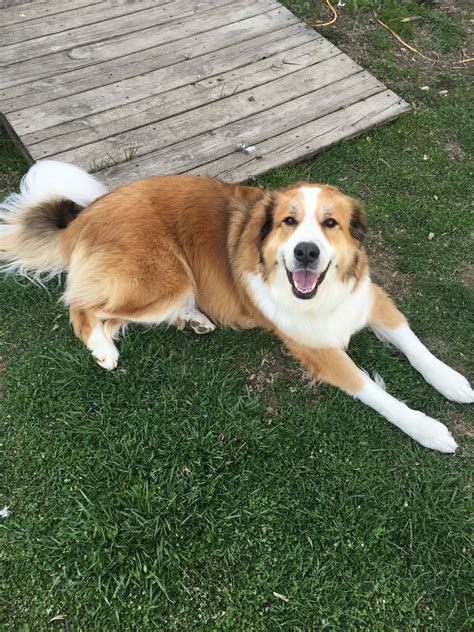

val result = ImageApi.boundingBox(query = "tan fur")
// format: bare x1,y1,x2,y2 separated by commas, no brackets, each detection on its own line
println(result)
0,198,68,277
60,177,268,328
369,284,407,328
69,305,97,346
55,176,371,346
283,339,364,393
4,174,370,366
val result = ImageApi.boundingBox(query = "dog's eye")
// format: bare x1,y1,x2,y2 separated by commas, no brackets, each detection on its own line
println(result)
323,218,338,228
283,216,296,226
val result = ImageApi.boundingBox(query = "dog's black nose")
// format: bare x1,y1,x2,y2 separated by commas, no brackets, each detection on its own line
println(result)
293,242,320,267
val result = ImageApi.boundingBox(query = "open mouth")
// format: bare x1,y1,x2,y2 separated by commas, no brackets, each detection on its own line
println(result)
286,262,331,300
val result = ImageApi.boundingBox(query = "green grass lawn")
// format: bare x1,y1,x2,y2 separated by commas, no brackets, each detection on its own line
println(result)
1,2,473,630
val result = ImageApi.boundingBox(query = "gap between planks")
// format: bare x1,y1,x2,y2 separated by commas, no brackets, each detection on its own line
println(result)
26,34,337,160
98,72,398,186
45,55,366,169
0,6,296,111
0,0,410,185
188,92,410,182
0,0,281,88
0,0,238,65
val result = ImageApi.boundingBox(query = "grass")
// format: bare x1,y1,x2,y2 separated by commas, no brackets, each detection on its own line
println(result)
1,1,473,630
89,145,139,173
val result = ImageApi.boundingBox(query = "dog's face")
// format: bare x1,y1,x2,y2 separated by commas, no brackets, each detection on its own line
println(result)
259,184,367,300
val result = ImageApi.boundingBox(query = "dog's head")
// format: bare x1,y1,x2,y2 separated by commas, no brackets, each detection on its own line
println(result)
256,184,367,300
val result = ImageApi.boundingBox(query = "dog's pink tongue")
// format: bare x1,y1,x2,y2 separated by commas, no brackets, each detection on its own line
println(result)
292,270,319,291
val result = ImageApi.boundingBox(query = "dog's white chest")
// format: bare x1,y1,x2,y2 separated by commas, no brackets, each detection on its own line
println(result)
246,272,371,349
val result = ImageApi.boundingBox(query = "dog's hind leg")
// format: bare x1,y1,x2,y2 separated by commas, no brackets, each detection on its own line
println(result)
69,305,120,370
169,297,216,334
369,283,473,403
103,318,128,340
189,314,216,335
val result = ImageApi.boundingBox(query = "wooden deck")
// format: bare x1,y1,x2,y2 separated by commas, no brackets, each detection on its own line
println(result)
0,0,409,186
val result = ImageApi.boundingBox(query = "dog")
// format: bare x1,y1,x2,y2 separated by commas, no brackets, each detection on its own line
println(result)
0,160,472,452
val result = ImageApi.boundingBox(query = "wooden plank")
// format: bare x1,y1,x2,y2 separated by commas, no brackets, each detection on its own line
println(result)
187,92,410,182
0,0,104,28
0,0,410,187
0,0,236,65
48,52,361,169
24,31,332,154
96,71,388,187
0,8,300,114
1,0,38,8
1,0,171,45
0,0,282,89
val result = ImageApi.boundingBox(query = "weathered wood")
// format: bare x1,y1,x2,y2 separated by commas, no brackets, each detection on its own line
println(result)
187,91,410,182
12,20,312,136
0,0,236,65
100,71,388,187
0,0,410,185
26,35,337,158
0,0,283,89
1,0,168,46
0,8,299,112
1,0,101,27
50,52,361,169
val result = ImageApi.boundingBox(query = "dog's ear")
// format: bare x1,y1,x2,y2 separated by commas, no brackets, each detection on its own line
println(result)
259,194,275,244
350,199,367,243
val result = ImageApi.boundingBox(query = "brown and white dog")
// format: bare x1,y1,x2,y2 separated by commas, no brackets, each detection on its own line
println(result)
1,160,472,452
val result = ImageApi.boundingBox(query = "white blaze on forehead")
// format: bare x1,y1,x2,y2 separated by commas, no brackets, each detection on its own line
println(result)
299,186,321,212
279,185,334,273
299,186,321,232
289,186,328,246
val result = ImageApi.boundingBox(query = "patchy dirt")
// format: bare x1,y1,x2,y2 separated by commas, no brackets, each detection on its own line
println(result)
459,264,474,289
292,0,473,96
424,335,452,358
444,139,466,162
366,232,415,299
0,169,22,197
446,409,474,444
240,349,303,410
424,335,472,378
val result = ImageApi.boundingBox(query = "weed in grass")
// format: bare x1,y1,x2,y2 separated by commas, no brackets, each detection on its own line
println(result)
89,145,139,173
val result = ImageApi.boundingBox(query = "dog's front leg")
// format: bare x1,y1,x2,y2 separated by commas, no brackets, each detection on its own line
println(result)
283,341,458,453
369,284,473,404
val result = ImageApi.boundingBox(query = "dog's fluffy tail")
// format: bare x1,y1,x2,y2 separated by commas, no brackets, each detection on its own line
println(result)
0,160,108,281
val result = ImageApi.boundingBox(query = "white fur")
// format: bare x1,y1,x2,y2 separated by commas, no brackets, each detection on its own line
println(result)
0,161,108,281
244,185,466,453
87,323,119,370
3,160,108,210
357,374,458,452
373,372,386,390
246,271,371,349
372,323,474,403
162,294,216,334
179,309,216,334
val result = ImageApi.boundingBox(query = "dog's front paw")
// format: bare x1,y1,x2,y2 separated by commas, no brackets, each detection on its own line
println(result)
441,372,474,403
409,412,458,453
426,363,474,403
